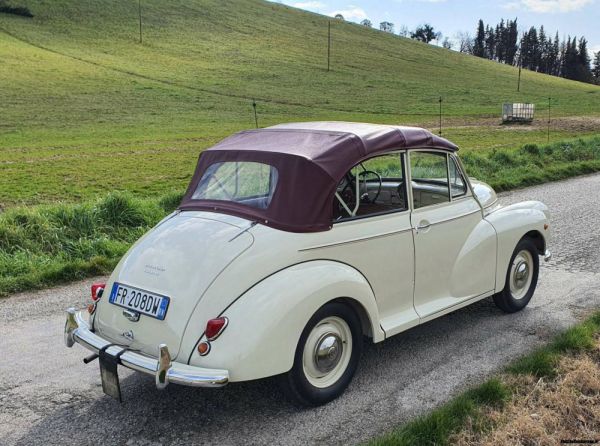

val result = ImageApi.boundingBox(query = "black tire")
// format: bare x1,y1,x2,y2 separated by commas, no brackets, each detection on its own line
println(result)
280,302,363,406
493,237,539,313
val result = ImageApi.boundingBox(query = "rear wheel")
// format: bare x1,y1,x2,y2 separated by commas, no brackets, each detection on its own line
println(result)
281,302,362,406
493,238,539,313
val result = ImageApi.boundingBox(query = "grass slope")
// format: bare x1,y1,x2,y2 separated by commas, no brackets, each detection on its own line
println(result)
0,0,599,207
1,136,599,297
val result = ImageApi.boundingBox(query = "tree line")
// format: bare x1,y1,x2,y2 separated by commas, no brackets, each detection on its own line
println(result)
464,19,597,85
334,14,600,85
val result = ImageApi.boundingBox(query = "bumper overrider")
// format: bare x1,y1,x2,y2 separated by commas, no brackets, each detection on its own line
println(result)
64,308,229,389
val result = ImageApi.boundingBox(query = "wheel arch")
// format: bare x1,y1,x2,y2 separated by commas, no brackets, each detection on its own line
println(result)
186,260,383,382
485,200,549,292
331,296,375,340
523,229,546,255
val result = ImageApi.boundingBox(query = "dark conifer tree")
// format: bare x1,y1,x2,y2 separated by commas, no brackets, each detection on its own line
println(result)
473,19,485,57
506,19,519,65
575,37,593,82
485,25,496,59
592,51,600,84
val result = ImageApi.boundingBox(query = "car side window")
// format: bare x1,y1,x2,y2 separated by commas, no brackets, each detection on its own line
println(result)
333,153,407,221
449,156,467,198
410,152,450,209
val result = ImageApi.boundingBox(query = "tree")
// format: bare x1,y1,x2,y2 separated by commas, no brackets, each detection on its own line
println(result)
575,37,593,82
380,21,394,33
550,32,561,75
484,24,495,59
411,24,437,43
455,31,473,53
442,37,453,50
360,19,372,28
562,36,578,80
473,19,485,57
520,27,539,71
397,25,409,37
334,13,344,20
505,19,519,65
495,19,506,62
592,51,600,84
538,25,549,73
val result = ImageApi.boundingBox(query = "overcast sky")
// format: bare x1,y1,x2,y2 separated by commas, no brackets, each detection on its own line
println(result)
272,0,600,56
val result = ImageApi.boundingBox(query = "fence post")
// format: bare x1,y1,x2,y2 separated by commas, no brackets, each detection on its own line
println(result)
327,21,331,72
438,96,443,136
138,0,143,44
547,97,551,143
252,100,259,128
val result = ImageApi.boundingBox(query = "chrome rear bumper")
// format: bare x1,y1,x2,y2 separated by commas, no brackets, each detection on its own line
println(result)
544,249,552,262
64,308,229,389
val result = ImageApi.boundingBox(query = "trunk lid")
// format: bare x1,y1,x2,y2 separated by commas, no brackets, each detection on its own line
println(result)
94,212,254,359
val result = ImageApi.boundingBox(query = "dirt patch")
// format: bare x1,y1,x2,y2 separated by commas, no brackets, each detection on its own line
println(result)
452,339,600,445
414,115,600,134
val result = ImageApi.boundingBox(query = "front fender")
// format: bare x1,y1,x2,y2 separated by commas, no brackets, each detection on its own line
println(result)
187,260,382,382
486,200,550,291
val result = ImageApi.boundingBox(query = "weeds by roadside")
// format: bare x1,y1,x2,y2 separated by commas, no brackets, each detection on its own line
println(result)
367,312,600,446
0,191,183,296
462,136,600,192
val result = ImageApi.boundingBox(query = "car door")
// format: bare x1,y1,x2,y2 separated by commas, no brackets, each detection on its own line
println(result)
310,151,420,337
409,151,496,319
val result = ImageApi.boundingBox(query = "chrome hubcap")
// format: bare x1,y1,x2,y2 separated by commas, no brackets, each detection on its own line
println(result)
314,333,343,373
302,316,352,388
510,250,533,300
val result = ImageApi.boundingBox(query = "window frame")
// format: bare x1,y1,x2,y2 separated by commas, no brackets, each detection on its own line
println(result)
408,149,452,210
407,149,477,213
332,150,410,224
448,154,468,200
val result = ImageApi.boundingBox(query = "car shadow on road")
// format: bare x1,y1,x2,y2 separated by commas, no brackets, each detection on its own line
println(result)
16,298,524,446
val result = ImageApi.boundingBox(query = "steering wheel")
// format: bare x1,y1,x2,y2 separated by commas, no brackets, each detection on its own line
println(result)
356,170,382,204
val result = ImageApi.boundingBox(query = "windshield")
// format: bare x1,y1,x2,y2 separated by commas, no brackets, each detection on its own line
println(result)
192,161,279,209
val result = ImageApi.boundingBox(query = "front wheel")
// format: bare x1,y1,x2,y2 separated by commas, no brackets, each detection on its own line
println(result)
280,302,362,406
493,238,540,313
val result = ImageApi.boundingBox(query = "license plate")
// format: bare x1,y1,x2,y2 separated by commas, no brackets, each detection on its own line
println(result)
108,283,170,320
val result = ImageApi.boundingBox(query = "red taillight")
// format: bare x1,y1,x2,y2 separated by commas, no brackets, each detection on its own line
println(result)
91,283,105,302
205,317,228,341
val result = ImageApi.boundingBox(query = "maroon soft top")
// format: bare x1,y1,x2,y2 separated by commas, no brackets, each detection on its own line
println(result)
179,122,458,232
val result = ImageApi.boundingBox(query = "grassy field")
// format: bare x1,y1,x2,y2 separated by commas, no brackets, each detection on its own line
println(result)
0,0,599,208
1,136,599,296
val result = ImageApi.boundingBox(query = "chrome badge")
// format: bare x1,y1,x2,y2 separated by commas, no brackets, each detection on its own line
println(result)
122,330,135,341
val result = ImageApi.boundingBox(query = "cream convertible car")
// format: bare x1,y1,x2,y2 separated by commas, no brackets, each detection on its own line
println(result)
65,122,551,405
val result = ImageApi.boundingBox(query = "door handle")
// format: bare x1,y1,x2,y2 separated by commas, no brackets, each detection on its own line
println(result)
415,220,431,233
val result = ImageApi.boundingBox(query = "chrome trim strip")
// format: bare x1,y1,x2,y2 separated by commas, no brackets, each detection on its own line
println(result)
412,208,481,229
300,227,413,251
65,310,229,388
419,290,495,321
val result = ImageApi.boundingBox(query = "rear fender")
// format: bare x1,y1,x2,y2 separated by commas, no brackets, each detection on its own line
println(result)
187,260,382,382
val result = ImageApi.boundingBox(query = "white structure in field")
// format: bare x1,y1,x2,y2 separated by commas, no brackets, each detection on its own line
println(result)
502,103,535,123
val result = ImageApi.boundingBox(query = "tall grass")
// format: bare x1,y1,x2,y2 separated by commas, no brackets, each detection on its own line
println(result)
462,136,600,191
0,136,598,296
0,191,181,296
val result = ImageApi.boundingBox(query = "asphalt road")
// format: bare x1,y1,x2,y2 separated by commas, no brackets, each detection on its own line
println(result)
1,173,599,446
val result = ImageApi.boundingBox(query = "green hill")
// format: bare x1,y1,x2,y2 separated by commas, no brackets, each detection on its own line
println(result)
0,0,599,206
